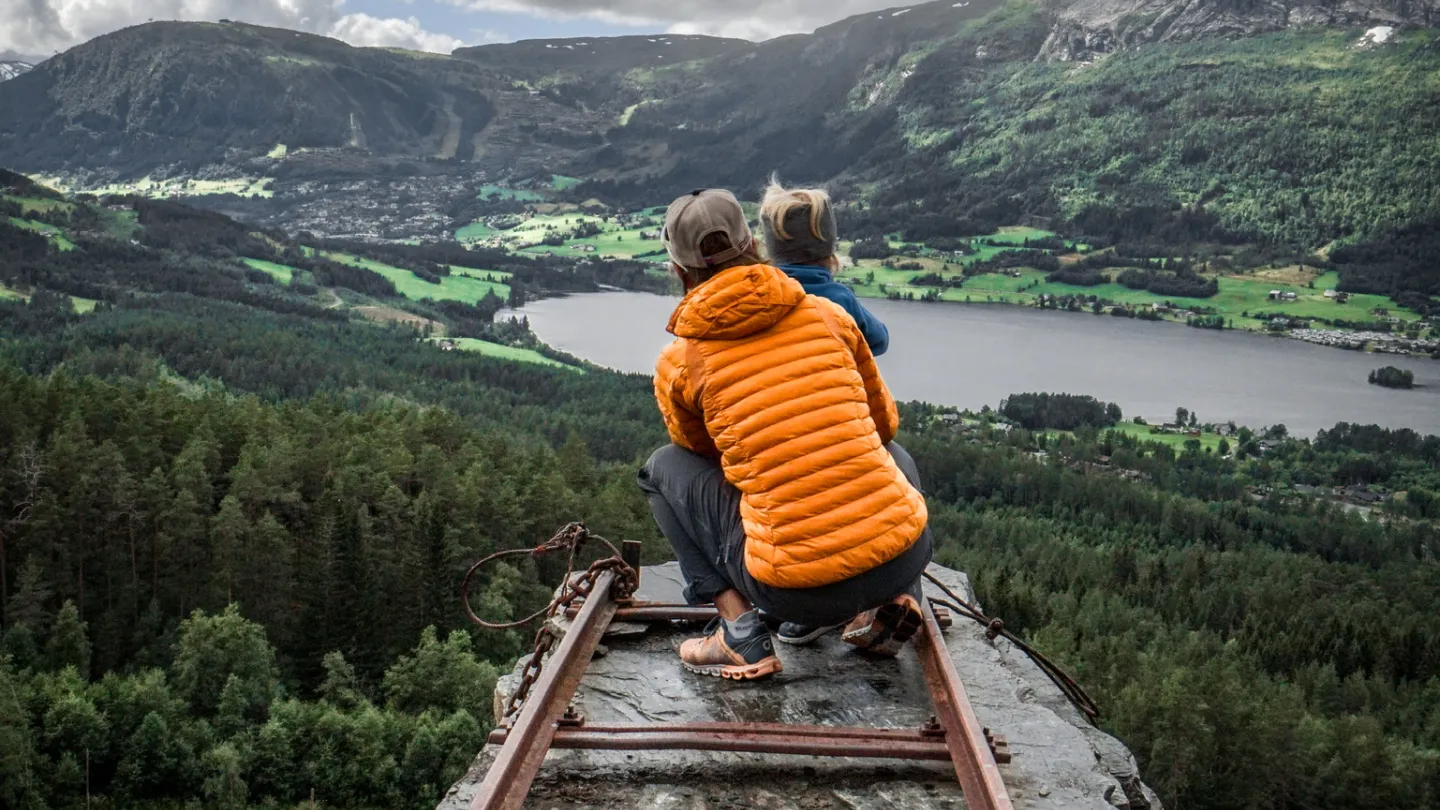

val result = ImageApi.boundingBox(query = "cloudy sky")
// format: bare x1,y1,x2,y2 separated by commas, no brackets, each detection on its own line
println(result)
1,0,915,62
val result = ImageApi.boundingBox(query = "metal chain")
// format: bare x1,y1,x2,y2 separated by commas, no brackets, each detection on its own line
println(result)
462,522,639,719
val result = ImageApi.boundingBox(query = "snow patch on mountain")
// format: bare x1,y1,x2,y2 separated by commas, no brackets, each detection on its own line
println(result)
0,61,32,81
1356,26,1396,48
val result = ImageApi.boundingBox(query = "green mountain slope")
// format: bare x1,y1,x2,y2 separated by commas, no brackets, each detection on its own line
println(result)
0,2,1436,298
0,21,500,173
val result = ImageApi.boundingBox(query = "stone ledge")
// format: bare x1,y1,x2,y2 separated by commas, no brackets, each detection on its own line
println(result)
443,563,1160,810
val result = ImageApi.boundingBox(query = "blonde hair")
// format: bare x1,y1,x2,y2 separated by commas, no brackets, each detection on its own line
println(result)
760,175,833,243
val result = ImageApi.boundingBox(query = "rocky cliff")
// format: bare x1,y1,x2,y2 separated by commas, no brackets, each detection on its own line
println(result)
442,563,1159,810
1040,0,1438,59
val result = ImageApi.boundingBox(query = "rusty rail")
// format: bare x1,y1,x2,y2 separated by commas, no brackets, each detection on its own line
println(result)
469,570,619,810
471,585,1012,810
566,601,953,627
487,721,953,760
915,599,1015,810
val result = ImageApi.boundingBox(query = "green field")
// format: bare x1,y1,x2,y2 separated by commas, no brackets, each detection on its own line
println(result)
428,337,580,370
100,207,140,239
840,254,1423,332
0,283,96,313
241,258,298,283
551,175,582,191
455,221,497,242
321,252,510,304
4,195,76,215
1108,421,1227,452
8,217,77,251
1044,421,1227,453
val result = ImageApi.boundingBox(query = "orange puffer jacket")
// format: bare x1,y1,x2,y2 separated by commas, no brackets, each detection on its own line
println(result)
654,263,927,589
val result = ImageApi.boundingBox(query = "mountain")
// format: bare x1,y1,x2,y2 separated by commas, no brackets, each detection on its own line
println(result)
0,61,31,81
0,1,1437,299
0,21,501,175
1040,0,1437,59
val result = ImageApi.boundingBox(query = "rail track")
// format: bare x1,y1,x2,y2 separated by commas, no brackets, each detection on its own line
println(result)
465,538,1016,810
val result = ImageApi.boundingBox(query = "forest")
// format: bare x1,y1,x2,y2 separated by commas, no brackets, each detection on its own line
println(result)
1,191,1439,809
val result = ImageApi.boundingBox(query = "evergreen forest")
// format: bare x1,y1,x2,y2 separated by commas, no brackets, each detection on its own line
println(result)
1,192,1438,810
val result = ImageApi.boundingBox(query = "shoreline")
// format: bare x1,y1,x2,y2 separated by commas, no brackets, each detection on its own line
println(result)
520,285,1440,361
847,293,1440,359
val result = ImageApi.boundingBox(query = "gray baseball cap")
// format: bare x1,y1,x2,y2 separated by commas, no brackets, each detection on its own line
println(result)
663,189,756,270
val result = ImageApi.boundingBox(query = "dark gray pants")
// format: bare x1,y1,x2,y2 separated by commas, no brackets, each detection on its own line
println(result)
637,443,933,627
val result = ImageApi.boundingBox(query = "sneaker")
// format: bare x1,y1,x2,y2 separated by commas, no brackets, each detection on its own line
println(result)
842,593,924,657
679,615,783,681
776,622,845,646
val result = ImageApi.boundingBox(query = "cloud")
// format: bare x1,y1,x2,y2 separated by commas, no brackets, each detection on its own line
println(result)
1,0,468,57
442,0,909,40
329,13,467,52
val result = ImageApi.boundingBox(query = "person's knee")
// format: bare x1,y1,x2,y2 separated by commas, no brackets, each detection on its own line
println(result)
886,441,924,490
645,443,692,473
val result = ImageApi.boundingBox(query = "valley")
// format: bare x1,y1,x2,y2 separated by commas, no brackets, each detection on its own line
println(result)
2,3,1440,810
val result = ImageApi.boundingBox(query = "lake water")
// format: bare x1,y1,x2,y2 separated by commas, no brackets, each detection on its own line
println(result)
506,292,1440,437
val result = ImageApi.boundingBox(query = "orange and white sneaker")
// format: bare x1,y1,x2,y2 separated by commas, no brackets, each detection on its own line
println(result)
679,617,784,680
842,593,924,657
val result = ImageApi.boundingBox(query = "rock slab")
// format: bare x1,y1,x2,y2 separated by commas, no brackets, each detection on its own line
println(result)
442,563,1160,810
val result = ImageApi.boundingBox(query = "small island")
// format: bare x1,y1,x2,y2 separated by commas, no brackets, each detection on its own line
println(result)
1368,366,1415,389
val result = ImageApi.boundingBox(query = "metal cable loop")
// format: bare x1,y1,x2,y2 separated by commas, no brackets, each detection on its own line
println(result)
924,570,1100,723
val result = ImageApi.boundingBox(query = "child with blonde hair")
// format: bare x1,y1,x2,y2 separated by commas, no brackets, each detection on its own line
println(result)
760,177,890,355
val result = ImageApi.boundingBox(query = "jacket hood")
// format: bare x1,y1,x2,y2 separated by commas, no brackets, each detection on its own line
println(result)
668,264,808,340
779,264,835,285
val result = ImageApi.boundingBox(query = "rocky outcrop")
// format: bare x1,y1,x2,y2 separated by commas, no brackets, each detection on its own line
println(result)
442,563,1160,810
1040,0,1439,60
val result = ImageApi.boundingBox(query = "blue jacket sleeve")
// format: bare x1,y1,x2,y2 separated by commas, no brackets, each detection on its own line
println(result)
826,282,890,356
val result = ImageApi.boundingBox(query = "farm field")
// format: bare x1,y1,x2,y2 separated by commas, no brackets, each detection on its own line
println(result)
241,258,297,283
1043,422,1227,453
355,306,446,335
428,337,581,370
0,282,99,313
459,208,668,261
4,195,75,215
1108,421,1227,452
8,217,77,251
839,253,1425,333
321,252,510,304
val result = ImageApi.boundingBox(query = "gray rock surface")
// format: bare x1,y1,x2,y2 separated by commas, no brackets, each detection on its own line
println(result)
443,563,1160,810
1039,0,1437,60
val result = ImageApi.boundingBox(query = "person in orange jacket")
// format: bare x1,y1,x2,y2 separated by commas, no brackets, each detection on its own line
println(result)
637,188,934,681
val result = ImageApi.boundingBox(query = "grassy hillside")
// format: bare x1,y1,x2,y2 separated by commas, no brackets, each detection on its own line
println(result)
427,337,581,370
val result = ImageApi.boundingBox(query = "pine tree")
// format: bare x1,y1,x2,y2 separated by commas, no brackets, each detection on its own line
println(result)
319,651,363,708
209,495,248,608
0,659,45,810
44,599,91,677
202,742,249,810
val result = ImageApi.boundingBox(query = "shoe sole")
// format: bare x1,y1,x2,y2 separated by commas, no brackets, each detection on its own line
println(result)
776,624,843,645
682,656,784,681
843,595,923,657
